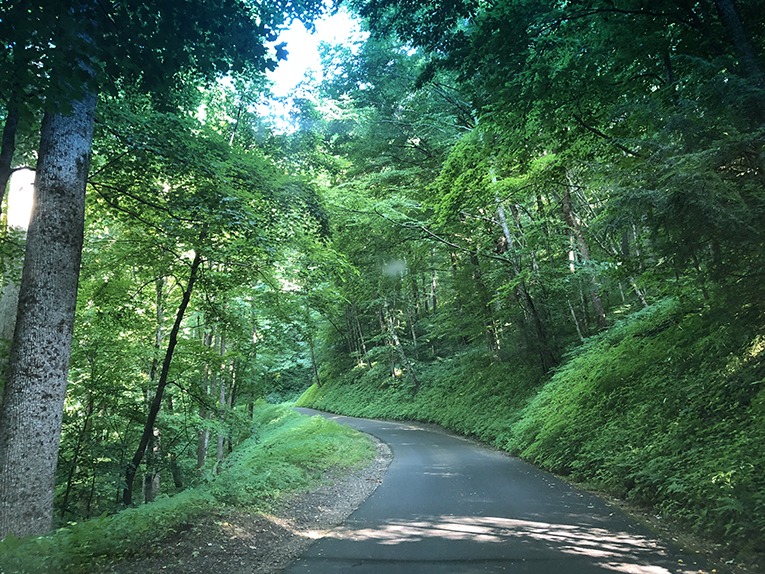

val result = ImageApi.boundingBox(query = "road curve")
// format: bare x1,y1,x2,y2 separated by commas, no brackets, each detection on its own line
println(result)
284,408,708,574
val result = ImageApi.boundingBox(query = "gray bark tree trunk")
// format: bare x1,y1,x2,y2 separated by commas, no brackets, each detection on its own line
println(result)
713,0,764,86
197,328,214,472
143,278,165,504
0,235,24,397
384,301,420,394
216,334,227,473
561,187,608,331
0,92,97,539
495,197,555,370
0,97,20,214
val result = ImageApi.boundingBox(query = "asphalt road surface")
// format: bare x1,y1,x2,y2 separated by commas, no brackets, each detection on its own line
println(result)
285,408,709,574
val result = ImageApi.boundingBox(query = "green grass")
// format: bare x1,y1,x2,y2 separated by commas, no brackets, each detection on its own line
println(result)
298,349,542,448
0,403,376,574
297,297,765,554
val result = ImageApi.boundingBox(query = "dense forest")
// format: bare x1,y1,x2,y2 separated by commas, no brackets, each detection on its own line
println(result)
0,0,764,570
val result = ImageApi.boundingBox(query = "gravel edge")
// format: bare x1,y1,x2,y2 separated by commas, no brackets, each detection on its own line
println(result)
261,435,393,573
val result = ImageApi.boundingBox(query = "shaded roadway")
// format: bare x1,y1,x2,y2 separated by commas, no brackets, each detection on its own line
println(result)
285,409,708,574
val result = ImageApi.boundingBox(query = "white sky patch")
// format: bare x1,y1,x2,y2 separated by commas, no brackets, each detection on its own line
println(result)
269,9,366,97
258,8,367,130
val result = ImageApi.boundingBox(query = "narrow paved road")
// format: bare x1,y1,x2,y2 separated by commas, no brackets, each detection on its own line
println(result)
285,409,708,574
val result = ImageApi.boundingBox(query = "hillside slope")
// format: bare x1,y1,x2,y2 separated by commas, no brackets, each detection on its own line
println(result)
297,298,765,557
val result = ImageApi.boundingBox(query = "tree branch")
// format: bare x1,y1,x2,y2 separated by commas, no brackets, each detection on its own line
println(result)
572,114,647,158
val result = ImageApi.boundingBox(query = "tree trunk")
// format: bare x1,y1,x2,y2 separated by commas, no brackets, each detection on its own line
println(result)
494,197,555,368
197,417,211,472
142,423,161,504
517,279,556,371
714,0,764,87
123,245,203,505
0,235,24,397
308,334,321,387
429,264,437,314
143,278,165,503
468,254,499,355
378,307,396,377
384,301,420,394
0,96,20,215
561,187,608,331
197,327,213,472
0,91,96,539
305,305,321,387
409,270,421,319
422,274,430,314
216,334,227,473
169,452,183,489
59,390,94,519
353,304,370,368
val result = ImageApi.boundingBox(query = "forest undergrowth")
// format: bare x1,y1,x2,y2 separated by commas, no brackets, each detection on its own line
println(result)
0,404,375,574
297,297,765,561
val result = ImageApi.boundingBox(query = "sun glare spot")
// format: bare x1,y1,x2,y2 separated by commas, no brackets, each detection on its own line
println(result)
7,168,34,230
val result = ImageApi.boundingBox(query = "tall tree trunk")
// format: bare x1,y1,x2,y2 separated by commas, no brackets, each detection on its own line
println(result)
567,297,585,341
468,254,499,355
0,96,20,215
197,328,213,472
216,334,227,473
714,0,764,87
421,274,430,314
561,187,608,331
305,305,321,387
169,452,183,489
59,390,95,519
509,201,558,364
449,253,470,348
495,197,555,369
352,304,370,368
409,269,421,319
143,278,165,504
517,279,556,371
378,307,396,377
308,334,321,387
0,233,24,397
0,91,96,539
142,421,161,504
384,301,420,394
345,307,360,364
429,255,438,314
123,245,203,505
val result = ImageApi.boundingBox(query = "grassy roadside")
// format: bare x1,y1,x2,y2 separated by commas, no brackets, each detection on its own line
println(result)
296,297,765,562
0,404,375,574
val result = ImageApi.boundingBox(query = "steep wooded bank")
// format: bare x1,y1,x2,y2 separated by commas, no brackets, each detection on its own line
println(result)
297,296,765,556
